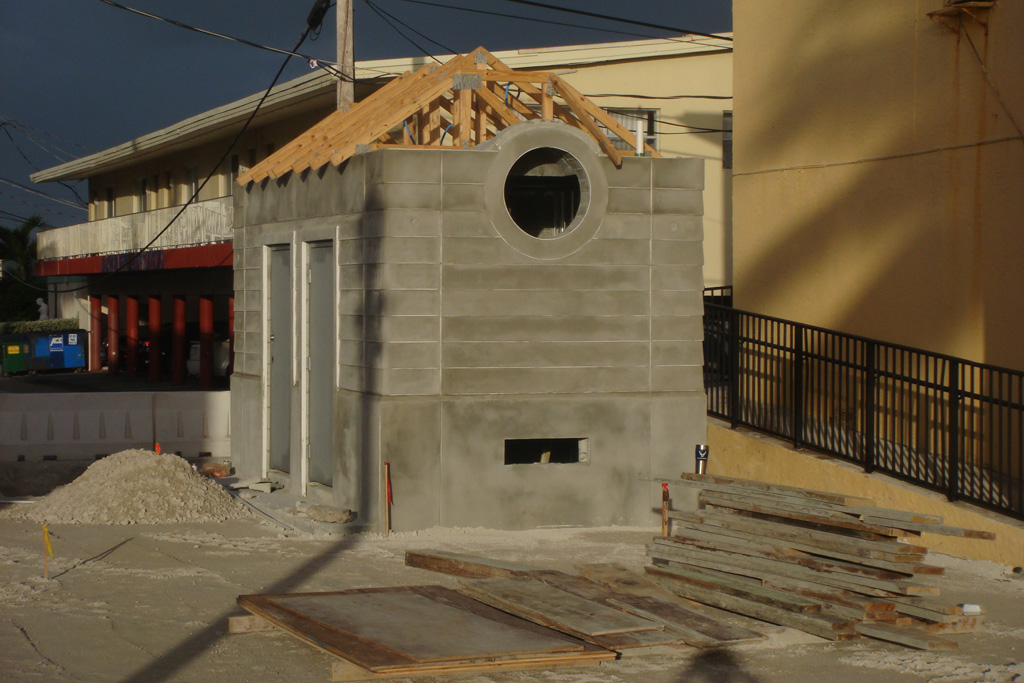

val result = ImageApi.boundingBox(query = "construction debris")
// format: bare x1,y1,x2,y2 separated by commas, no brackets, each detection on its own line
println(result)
0,449,251,525
649,473,991,650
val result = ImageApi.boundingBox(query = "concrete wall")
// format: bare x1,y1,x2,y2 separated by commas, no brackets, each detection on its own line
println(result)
707,419,1024,566
232,121,708,530
732,0,1024,370
0,391,230,460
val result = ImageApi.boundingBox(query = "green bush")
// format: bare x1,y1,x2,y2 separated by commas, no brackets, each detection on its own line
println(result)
0,318,80,335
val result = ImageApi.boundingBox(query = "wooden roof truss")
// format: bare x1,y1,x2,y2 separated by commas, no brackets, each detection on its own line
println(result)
238,47,660,185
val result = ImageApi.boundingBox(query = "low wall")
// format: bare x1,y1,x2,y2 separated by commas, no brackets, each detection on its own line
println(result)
707,419,1024,567
0,391,230,461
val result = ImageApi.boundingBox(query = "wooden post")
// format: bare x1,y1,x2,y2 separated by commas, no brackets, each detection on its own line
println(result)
336,0,354,108
541,80,553,120
384,462,392,537
456,88,472,148
661,483,670,537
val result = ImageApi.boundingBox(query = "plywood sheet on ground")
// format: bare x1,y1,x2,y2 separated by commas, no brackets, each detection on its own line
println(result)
237,585,613,675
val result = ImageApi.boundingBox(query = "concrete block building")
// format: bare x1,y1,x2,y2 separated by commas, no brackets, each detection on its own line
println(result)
231,51,707,530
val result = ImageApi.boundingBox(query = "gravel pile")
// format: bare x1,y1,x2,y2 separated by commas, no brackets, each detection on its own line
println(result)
2,449,251,525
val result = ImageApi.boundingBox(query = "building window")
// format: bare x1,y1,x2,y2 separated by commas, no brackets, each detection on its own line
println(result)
106,187,116,218
136,178,149,213
503,147,586,239
723,111,733,170
230,154,240,185
504,438,590,465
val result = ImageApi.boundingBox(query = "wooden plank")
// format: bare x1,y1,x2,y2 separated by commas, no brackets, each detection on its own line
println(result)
227,614,276,634
645,567,858,641
458,577,660,637
331,654,606,682
405,550,538,579
270,592,580,663
912,616,984,634
549,77,622,166
238,586,611,675
682,509,929,557
641,561,822,613
670,513,939,574
758,576,896,613
455,87,472,148
889,597,967,621
699,491,904,538
675,473,875,506
654,535,915,583
474,85,527,129
648,544,937,596
524,570,764,647
859,517,996,539
605,595,764,647
854,622,959,651
550,75,659,157
577,563,776,635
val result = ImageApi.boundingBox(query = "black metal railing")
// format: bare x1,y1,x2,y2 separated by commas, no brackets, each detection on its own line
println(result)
704,302,1024,520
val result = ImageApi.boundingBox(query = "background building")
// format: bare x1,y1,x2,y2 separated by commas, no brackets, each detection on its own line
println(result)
732,0,1023,370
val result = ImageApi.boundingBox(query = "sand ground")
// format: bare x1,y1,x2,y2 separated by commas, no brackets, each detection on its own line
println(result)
1,520,1023,683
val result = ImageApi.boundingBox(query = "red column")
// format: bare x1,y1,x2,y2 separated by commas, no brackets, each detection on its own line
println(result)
125,295,139,378
89,295,102,372
227,295,235,377
148,295,162,383
199,295,213,390
107,295,120,375
172,295,186,386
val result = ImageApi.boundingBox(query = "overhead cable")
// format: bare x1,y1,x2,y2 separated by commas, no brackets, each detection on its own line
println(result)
92,0,355,81
363,0,452,61
31,1,331,295
494,0,732,42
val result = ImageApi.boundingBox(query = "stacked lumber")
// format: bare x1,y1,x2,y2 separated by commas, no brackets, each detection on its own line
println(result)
405,550,765,651
647,473,993,651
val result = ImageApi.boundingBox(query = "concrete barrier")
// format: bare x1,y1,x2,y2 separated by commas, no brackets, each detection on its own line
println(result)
0,391,230,461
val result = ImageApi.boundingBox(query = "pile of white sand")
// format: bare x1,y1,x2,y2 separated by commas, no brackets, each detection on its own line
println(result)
1,449,251,525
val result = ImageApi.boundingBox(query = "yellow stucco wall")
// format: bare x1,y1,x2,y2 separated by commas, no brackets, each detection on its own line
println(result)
561,51,733,289
707,419,1024,566
732,0,1024,370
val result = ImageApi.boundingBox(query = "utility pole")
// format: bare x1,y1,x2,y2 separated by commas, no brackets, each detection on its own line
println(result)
337,0,354,108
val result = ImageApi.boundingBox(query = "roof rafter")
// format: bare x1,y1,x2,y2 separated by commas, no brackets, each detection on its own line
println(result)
238,47,660,185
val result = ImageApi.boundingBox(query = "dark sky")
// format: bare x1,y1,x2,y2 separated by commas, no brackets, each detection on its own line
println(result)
0,0,730,229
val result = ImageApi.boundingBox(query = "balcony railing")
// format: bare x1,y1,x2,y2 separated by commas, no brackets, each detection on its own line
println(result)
704,301,1024,521
36,196,233,261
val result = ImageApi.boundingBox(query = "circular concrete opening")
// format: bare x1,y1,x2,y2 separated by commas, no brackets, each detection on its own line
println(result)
503,147,588,239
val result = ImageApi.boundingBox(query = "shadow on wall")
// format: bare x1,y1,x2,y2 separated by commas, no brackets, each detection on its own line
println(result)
732,1,1024,368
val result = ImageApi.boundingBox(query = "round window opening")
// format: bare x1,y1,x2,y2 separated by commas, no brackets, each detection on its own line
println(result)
503,147,589,239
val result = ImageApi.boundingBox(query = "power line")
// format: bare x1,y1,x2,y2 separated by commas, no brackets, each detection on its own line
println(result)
92,0,356,81
363,0,448,63
0,115,90,158
24,1,331,295
1,127,88,206
0,177,86,211
494,0,732,42
586,93,732,100
390,0,667,41
0,188,85,222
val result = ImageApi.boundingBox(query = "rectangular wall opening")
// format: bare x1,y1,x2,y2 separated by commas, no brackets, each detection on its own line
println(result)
504,438,590,465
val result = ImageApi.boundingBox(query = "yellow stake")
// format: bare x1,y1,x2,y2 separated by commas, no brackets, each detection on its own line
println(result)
42,523,53,579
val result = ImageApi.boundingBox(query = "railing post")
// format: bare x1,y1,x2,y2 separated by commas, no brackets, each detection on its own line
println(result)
729,307,741,428
863,341,876,473
792,324,804,449
947,360,960,502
